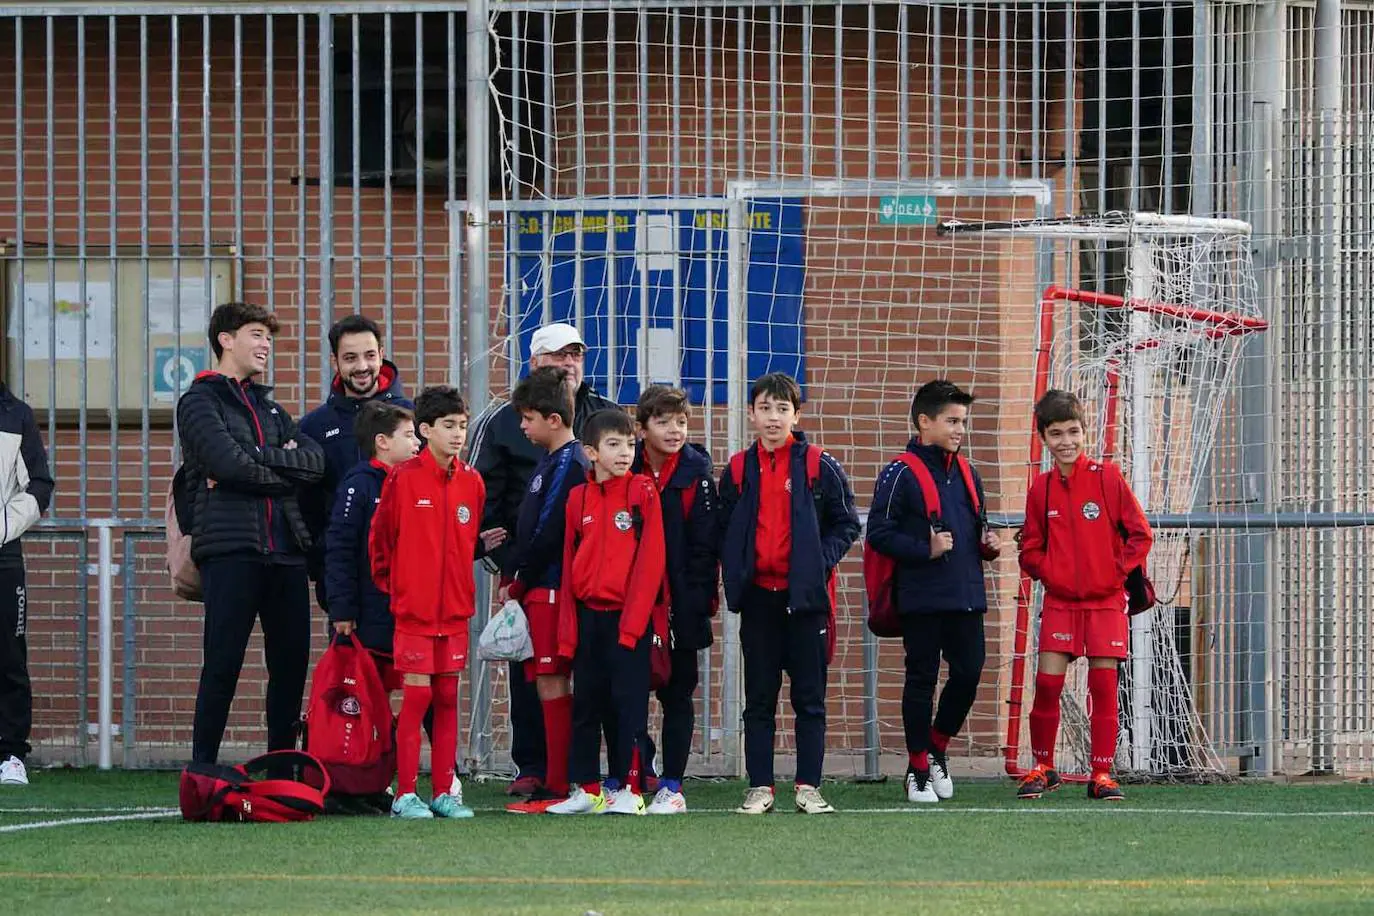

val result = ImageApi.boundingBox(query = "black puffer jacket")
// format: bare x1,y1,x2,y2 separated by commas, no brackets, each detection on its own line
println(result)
176,372,326,564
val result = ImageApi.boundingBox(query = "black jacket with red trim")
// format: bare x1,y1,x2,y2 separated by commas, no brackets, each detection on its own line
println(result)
631,442,719,651
866,438,989,615
299,361,412,590
176,371,326,564
323,459,394,653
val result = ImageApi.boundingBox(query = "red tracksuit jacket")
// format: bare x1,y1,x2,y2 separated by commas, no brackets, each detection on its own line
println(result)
1019,454,1153,612
369,448,486,637
556,471,667,658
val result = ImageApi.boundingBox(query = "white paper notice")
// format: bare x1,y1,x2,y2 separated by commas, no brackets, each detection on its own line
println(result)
147,276,215,336
9,280,114,360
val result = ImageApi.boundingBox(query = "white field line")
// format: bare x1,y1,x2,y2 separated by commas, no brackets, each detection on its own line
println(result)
0,810,179,833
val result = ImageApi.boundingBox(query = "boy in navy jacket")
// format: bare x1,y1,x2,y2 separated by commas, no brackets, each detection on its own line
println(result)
501,367,592,814
323,401,419,670
718,372,861,815
631,385,720,815
866,380,1002,804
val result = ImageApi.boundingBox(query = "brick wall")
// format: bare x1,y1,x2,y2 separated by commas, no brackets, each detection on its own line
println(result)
0,8,1073,772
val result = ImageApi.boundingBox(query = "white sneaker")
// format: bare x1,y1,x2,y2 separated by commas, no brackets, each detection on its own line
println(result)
905,767,938,803
0,756,27,786
929,751,954,799
794,784,835,814
604,787,646,816
646,787,687,815
547,785,606,815
736,786,775,815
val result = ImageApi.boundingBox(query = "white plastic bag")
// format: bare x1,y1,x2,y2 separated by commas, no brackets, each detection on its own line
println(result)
478,599,534,662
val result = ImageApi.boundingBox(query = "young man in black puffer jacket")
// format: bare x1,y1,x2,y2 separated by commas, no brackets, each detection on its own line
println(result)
176,301,326,764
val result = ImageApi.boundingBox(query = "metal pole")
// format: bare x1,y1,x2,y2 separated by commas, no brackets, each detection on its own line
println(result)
466,1,491,416
1245,0,1285,777
722,195,748,776
96,522,115,770
1313,0,1342,776
319,13,335,391
861,592,880,780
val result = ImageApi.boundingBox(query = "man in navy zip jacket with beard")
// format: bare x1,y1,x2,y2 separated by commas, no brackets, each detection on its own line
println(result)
300,314,412,607
177,301,325,764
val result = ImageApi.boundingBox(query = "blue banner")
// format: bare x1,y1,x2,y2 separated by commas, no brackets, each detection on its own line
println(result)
509,199,806,405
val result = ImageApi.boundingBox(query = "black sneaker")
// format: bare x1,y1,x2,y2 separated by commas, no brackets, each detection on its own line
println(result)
904,766,938,803
1087,773,1125,801
1016,765,1063,800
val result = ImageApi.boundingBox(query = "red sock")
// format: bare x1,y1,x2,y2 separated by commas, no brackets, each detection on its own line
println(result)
909,750,929,771
1028,671,1066,770
430,676,459,799
581,781,601,796
930,728,952,755
628,746,642,794
1087,666,1120,778
397,682,433,797
542,694,574,795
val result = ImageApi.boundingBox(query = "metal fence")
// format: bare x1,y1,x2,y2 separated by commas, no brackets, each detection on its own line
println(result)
1,0,1372,779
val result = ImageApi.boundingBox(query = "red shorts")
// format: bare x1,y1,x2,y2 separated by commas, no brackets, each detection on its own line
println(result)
521,589,571,681
392,630,470,675
1038,606,1130,660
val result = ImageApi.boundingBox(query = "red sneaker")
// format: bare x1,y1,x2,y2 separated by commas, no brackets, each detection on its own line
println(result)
505,775,545,798
506,789,567,814
1087,773,1125,801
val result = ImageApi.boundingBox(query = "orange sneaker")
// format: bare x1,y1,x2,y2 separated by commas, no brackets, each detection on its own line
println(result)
506,789,567,814
1016,764,1062,800
1087,773,1125,801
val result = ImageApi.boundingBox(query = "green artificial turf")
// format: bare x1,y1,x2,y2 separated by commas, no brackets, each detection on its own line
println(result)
2,771,1372,915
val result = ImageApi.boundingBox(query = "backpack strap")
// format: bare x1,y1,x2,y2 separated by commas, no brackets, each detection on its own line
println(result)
895,452,942,520
953,454,981,516
805,444,823,490
729,450,747,493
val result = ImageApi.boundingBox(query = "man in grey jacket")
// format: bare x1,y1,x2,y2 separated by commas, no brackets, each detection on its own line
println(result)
0,383,54,787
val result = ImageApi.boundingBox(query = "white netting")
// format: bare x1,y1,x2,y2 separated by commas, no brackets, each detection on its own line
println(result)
984,214,1265,780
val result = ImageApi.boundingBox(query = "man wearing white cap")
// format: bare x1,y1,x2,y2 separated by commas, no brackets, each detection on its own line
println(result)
466,322,616,797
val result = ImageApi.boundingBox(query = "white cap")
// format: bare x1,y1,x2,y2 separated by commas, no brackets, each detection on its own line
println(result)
530,322,586,357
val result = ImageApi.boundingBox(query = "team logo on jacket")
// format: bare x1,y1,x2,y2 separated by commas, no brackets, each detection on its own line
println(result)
530,474,543,494
784,478,793,493
337,695,362,717
1081,501,1101,521
614,510,633,532
457,505,472,525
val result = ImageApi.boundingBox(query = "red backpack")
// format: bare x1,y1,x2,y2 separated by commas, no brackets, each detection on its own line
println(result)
863,452,983,638
729,445,837,661
179,750,330,822
302,633,395,796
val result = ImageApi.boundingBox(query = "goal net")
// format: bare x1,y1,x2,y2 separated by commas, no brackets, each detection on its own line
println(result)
941,212,1267,781
471,6,1268,782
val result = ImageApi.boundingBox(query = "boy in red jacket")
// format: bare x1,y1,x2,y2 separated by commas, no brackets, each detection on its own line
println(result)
369,386,506,819
1017,389,1153,801
547,410,666,816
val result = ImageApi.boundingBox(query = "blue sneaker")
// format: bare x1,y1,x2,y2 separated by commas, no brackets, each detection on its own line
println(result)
430,793,475,819
391,792,435,819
